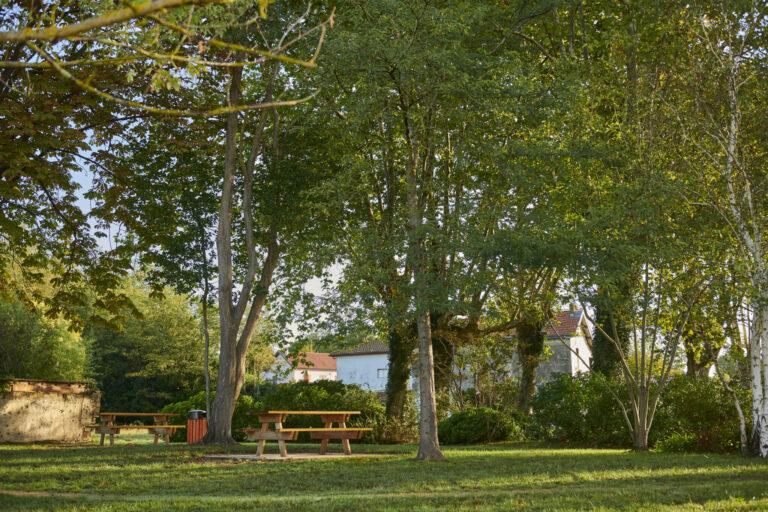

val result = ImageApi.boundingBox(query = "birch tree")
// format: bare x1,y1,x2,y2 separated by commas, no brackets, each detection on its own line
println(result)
675,1,768,456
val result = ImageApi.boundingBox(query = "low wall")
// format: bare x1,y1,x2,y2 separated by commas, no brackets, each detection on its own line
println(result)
0,379,100,443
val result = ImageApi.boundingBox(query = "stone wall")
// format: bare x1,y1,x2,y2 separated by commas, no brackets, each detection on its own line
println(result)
0,379,100,443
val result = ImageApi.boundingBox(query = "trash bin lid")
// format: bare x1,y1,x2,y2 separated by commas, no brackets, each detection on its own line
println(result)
188,409,207,419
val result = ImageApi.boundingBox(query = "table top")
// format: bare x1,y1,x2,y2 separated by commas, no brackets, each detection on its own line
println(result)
266,410,361,415
100,412,175,417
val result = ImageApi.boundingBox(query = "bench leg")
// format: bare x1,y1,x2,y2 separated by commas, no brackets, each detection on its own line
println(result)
275,422,288,457
164,433,170,445
319,421,332,454
99,432,105,446
340,422,352,455
109,433,115,446
256,423,268,457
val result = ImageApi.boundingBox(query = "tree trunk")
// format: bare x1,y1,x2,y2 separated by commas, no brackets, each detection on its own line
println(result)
684,344,713,379
592,287,631,376
714,359,749,456
516,318,545,413
385,326,416,420
432,329,454,395
749,274,768,457
632,386,650,450
205,67,242,444
415,311,444,460
403,111,444,461
201,291,211,415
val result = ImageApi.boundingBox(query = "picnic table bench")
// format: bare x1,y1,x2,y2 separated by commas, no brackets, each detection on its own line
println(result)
241,410,372,457
87,412,185,445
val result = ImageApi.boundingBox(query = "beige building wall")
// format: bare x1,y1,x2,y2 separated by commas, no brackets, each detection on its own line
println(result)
0,379,100,443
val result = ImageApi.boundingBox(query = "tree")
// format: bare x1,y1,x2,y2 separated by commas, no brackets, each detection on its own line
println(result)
87,276,207,411
0,296,86,381
669,0,768,456
1,0,297,329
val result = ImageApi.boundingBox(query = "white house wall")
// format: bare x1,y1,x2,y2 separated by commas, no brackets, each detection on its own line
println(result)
335,353,390,391
568,336,592,374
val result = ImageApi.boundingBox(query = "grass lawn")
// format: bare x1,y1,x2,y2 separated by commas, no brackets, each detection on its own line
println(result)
1,436,767,511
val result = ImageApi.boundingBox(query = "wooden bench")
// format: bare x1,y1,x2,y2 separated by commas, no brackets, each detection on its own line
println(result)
88,412,184,445
241,411,371,457
87,424,186,445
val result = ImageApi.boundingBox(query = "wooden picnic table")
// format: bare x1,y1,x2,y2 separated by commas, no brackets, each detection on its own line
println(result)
241,410,372,457
89,412,184,446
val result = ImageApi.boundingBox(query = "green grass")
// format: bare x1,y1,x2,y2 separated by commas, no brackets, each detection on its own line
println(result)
1,436,767,511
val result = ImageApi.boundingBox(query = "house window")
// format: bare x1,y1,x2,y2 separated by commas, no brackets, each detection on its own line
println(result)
377,369,387,379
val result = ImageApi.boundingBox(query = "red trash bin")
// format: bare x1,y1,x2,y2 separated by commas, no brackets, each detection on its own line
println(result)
187,410,207,444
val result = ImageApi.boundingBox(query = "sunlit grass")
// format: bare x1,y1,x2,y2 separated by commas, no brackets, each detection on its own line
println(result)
1,439,767,511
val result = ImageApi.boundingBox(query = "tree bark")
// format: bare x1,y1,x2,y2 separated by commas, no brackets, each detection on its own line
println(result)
403,107,444,461
749,275,768,456
515,318,545,413
201,282,212,415
415,311,444,460
592,302,629,376
206,67,243,444
385,326,417,419
204,67,280,444
432,327,454,395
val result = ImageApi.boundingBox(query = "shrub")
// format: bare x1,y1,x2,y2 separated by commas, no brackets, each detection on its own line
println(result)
370,392,419,444
655,432,698,453
652,375,750,453
530,373,629,447
161,391,260,442
530,373,750,453
438,407,523,444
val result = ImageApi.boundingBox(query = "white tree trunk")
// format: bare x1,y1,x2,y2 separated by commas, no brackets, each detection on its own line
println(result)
750,272,768,456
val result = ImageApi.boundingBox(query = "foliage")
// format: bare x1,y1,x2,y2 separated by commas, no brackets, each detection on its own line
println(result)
86,277,207,411
530,373,629,447
370,392,419,444
652,375,750,453
438,408,524,445
0,297,86,381
531,373,751,453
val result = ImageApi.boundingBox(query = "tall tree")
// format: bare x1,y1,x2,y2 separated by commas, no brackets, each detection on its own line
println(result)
670,0,768,456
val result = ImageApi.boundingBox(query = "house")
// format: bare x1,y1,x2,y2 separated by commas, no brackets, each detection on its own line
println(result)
534,308,593,380
267,352,337,383
331,341,398,392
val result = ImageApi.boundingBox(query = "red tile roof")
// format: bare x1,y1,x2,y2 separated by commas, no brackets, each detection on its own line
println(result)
289,352,337,371
544,310,587,338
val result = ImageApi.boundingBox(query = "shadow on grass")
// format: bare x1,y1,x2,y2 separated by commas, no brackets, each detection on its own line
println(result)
1,443,767,511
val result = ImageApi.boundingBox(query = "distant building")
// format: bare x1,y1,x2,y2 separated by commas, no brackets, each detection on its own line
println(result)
534,308,593,380
331,341,399,392
266,352,337,383
287,310,591,392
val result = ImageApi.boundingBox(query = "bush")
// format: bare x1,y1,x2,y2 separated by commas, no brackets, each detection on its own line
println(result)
161,391,260,442
370,392,419,444
530,373,629,447
438,407,524,444
655,432,698,453
652,375,749,453
530,373,750,453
